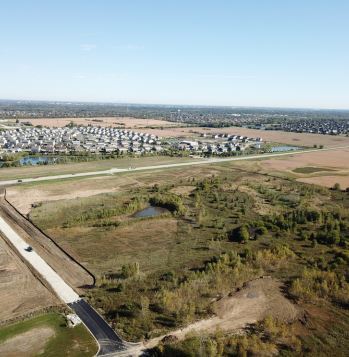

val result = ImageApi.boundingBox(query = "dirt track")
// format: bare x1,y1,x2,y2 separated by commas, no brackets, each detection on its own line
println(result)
0,233,57,322
144,277,301,349
0,196,93,294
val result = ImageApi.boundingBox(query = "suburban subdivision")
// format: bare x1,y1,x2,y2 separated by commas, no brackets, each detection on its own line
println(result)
0,108,349,356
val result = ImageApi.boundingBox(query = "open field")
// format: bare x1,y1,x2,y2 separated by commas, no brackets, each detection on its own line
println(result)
5,147,349,216
256,147,349,173
5,164,229,215
298,175,349,189
24,161,349,356
0,232,57,322
240,147,349,189
0,155,200,181
14,116,180,129
0,312,98,356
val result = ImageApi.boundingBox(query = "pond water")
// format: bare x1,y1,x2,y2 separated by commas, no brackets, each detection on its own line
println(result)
19,156,52,165
271,146,300,152
133,206,169,218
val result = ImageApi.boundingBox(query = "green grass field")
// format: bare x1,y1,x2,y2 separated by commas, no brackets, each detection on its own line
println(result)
292,166,337,174
0,312,98,357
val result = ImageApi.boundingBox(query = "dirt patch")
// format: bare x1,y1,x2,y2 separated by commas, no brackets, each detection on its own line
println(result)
169,186,194,196
0,326,55,357
145,277,301,348
297,175,349,189
6,186,121,216
0,236,57,322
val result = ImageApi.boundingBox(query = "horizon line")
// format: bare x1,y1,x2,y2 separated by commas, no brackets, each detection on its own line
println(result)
1,97,349,113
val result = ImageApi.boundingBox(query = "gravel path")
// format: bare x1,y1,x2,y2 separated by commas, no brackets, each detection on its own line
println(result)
0,216,79,303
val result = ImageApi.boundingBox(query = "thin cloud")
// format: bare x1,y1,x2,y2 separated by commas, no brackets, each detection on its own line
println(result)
80,44,97,52
73,74,87,79
197,74,257,79
113,44,145,51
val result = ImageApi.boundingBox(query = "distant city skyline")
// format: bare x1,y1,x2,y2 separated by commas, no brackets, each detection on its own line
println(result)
1,1,349,109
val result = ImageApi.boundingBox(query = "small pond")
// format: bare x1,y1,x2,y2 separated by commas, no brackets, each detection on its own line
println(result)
19,156,53,165
271,146,300,152
133,206,170,218
0,156,53,167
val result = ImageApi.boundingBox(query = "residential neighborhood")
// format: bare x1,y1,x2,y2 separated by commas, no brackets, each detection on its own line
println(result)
0,126,163,154
0,125,264,157
176,133,263,155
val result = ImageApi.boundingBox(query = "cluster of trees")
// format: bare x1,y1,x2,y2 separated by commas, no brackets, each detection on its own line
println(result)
58,196,148,228
150,194,186,215
291,268,349,307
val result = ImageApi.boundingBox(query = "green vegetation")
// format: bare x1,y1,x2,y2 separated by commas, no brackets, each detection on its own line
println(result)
293,166,336,174
0,312,97,356
29,165,349,354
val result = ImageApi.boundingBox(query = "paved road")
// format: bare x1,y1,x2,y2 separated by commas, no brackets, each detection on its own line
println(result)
69,300,141,356
0,145,348,187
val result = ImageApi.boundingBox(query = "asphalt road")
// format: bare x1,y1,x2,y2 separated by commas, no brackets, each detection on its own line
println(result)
1,146,349,187
69,299,141,356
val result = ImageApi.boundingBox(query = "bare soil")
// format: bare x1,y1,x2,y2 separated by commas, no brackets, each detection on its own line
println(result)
145,277,301,348
6,186,120,215
0,235,57,322
0,326,55,357
297,175,349,189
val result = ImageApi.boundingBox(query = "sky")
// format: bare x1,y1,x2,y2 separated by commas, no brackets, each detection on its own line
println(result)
1,1,349,109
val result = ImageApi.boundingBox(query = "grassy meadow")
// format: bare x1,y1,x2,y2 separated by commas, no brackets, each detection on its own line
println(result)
29,164,349,355
0,312,98,357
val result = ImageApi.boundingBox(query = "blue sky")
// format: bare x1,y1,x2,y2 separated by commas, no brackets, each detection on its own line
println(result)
1,1,349,109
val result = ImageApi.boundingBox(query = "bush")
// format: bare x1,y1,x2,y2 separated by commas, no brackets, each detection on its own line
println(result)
229,224,250,243
150,194,186,214
121,262,140,278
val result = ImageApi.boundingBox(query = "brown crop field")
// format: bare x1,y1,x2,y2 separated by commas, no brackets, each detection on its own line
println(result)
14,117,180,129
257,147,349,172
297,175,349,189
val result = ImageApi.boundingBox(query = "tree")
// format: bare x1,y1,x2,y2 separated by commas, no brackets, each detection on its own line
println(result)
230,225,250,243
333,183,341,191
